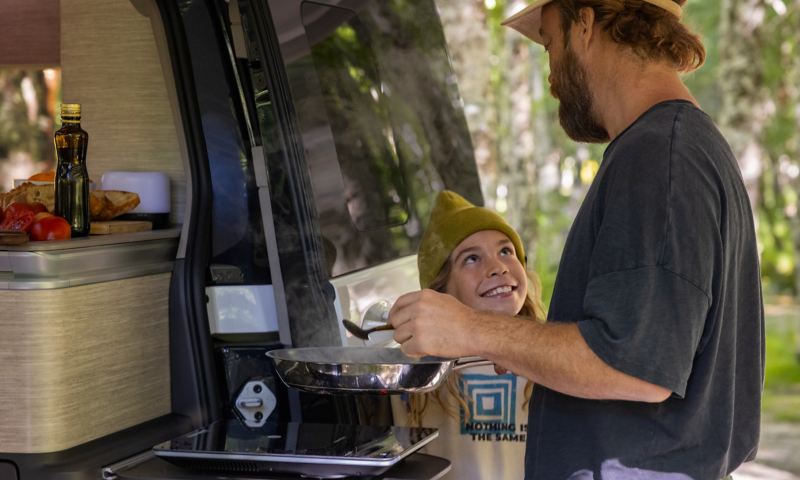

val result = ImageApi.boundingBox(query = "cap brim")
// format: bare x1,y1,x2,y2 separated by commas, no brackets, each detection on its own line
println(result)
500,0,553,45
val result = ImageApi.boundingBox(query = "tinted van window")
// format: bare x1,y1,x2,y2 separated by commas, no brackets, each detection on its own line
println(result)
261,0,482,277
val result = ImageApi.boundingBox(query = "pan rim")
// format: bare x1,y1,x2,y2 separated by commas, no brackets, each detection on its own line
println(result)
266,346,452,366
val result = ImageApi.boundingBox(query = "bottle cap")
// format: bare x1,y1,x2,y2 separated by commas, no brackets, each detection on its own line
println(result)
60,103,81,120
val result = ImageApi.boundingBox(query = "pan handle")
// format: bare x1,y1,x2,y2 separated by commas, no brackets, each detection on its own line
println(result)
452,356,494,371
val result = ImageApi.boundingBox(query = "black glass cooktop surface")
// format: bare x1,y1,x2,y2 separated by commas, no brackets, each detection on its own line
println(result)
152,420,438,479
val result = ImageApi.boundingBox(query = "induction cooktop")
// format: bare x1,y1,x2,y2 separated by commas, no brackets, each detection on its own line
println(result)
153,420,438,479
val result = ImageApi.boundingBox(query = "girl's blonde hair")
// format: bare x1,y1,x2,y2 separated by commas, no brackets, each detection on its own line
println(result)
405,259,546,427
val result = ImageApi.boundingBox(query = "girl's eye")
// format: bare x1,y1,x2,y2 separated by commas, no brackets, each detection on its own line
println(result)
500,246,514,256
463,254,479,265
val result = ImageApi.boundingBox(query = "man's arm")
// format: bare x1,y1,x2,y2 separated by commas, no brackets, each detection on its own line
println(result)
390,289,672,403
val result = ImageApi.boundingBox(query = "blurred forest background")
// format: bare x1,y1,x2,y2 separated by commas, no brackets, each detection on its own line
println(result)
0,68,58,191
433,0,800,307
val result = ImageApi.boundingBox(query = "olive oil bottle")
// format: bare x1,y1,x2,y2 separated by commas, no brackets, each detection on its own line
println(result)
54,103,90,237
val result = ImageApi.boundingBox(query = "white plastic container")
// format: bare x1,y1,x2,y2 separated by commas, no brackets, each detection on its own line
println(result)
100,171,170,214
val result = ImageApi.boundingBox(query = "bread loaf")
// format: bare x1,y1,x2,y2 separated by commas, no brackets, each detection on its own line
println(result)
1,182,55,211
90,191,140,221
0,183,139,221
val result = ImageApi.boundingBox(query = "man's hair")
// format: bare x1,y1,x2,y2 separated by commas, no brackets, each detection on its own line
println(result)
555,0,705,72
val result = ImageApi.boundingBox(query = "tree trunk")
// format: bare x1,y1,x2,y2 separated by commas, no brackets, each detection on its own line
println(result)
717,0,770,201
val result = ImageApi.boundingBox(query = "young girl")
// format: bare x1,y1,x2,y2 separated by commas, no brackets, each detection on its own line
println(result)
393,190,545,480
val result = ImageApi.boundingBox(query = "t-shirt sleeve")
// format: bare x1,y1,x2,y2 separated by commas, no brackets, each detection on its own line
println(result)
577,267,710,397
575,134,714,397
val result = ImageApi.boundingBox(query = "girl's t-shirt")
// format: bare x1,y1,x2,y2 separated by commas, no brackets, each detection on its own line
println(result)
392,364,530,480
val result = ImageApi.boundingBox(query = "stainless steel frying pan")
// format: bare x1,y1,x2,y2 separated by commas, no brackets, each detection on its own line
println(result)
267,347,492,394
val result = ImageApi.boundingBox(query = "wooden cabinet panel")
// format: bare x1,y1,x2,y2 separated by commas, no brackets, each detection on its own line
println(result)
0,273,171,453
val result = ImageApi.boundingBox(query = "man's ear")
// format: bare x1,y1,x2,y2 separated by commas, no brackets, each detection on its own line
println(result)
576,6,597,51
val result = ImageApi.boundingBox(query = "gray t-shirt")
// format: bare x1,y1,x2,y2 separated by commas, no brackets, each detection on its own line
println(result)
525,100,764,480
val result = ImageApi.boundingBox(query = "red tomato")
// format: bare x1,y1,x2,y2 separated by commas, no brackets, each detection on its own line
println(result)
4,202,36,218
34,212,54,222
30,215,72,241
29,202,48,214
0,202,37,232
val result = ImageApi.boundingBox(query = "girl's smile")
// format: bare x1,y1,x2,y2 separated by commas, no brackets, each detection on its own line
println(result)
481,285,517,298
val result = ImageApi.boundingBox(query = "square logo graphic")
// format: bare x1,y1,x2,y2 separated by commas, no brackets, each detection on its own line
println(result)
459,373,516,435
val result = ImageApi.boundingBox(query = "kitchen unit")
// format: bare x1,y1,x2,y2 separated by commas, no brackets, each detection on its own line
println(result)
0,231,179,454
0,0,483,479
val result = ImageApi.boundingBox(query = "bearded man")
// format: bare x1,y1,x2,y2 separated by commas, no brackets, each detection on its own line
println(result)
389,1,764,478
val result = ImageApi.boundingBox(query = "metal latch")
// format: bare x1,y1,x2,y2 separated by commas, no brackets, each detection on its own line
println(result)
235,379,276,427
209,264,244,284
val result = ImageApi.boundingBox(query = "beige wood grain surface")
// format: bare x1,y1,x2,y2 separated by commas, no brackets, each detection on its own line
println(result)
0,273,171,453
61,0,186,225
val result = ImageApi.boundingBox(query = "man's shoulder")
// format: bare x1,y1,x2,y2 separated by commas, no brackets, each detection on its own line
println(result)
604,100,724,170
616,100,709,144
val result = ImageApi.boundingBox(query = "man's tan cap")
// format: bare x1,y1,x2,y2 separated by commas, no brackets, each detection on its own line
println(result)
501,0,683,45
501,0,554,45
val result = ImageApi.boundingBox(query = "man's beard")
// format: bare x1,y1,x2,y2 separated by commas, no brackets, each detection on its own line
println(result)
551,45,609,143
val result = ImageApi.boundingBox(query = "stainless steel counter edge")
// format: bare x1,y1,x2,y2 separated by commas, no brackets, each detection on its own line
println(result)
0,229,180,290
7,240,176,275
102,449,157,480
0,262,175,290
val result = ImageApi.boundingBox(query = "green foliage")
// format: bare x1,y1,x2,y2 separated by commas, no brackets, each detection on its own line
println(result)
761,393,800,423
764,314,800,389
0,70,50,160
0,68,58,192
682,0,723,113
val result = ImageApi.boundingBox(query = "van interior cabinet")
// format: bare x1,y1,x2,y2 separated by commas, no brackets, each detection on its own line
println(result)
0,232,189,477
0,272,172,453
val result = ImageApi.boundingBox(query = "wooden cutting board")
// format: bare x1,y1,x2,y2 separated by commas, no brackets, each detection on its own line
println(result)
90,220,153,235
0,231,28,245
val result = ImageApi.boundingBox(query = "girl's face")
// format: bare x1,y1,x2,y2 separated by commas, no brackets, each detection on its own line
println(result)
444,230,527,315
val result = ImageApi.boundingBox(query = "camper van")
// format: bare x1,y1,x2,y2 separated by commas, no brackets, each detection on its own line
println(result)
0,0,483,478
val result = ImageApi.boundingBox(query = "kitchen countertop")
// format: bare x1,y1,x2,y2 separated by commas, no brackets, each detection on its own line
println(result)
0,227,180,290
0,226,180,251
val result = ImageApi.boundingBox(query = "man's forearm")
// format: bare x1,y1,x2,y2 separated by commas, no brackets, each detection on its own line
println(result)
470,313,671,402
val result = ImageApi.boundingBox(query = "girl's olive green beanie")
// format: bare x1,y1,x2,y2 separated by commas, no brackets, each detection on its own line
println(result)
417,190,526,289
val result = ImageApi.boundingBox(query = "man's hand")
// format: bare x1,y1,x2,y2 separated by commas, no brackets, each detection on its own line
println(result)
388,289,477,358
